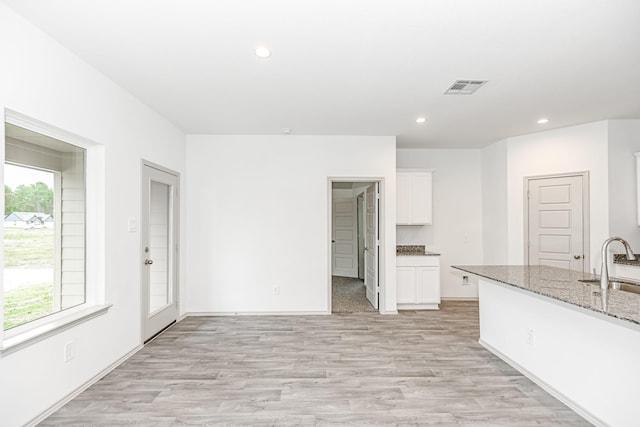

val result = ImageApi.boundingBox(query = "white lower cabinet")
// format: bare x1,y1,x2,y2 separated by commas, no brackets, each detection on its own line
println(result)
396,256,440,309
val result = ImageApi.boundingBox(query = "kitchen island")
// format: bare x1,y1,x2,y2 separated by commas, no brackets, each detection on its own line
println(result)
453,265,640,427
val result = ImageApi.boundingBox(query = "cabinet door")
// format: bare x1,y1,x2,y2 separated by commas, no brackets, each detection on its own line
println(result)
396,173,412,225
396,266,416,303
416,266,440,303
411,173,432,225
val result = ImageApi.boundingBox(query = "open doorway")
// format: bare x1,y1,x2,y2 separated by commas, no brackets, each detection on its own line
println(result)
330,180,380,313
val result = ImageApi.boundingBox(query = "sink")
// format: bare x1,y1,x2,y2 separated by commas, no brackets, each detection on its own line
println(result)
579,279,640,295
611,282,640,295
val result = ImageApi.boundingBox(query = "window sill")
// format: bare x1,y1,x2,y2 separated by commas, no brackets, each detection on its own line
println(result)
1,304,112,356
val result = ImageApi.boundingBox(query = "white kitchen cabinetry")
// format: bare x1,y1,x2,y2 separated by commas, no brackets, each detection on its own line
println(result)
396,256,440,309
397,170,432,225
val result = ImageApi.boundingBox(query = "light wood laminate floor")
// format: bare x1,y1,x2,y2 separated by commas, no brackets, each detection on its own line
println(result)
42,302,591,426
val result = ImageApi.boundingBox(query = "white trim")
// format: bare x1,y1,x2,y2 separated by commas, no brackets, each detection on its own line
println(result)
25,343,142,427
142,159,181,178
441,296,479,301
5,109,99,149
186,311,331,317
1,304,111,356
479,339,604,427
397,303,439,310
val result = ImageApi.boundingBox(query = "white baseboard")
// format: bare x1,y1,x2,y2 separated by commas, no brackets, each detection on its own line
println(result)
26,345,143,427
441,297,479,301
479,339,605,427
186,310,330,316
397,303,439,310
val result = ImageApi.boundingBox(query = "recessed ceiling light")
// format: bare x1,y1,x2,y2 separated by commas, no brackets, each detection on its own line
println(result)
416,117,426,124
254,46,271,59
537,118,549,124
282,128,292,135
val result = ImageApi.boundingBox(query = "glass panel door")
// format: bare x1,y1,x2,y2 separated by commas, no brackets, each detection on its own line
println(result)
149,180,172,314
142,163,179,342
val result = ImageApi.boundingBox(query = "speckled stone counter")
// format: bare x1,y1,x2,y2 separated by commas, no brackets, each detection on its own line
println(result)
614,253,640,267
452,265,640,325
396,245,440,256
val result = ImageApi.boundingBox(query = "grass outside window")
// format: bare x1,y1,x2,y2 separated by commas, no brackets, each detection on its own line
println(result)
4,227,55,329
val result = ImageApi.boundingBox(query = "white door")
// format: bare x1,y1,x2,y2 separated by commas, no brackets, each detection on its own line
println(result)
142,163,179,342
527,174,586,271
332,197,358,278
364,183,379,309
357,194,366,280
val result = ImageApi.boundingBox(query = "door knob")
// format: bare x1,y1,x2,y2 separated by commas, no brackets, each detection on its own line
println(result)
573,255,582,260
145,259,154,265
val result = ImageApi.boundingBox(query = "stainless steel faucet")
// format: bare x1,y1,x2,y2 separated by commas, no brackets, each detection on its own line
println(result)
600,237,637,290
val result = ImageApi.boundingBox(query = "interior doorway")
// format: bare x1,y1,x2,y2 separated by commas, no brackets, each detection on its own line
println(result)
330,180,381,313
524,172,589,272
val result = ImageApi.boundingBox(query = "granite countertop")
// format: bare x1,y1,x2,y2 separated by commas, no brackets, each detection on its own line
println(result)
452,265,640,326
396,245,440,256
613,253,640,267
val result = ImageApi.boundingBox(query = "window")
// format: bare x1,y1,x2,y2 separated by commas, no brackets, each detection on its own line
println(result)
3,122,86,331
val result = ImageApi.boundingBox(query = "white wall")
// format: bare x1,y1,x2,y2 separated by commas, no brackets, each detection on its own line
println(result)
0,5,186,426
396,149,482,299
608,120,640,250
481,139,508,264
185,135,397,314
506,121,610,270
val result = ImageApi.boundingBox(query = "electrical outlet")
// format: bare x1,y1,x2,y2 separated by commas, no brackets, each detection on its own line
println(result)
272,286,280,295
527,329,536,347
64,342,75,362
462,276,469,285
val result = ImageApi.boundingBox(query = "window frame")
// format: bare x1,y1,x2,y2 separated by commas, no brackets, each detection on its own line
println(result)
1,110,109,355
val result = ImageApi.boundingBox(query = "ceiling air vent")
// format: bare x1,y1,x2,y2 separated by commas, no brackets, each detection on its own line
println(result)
444,80,487,95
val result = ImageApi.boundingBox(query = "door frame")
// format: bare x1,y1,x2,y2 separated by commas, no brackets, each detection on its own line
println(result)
523,171,590,271
140,160,180,343
328,177,384,313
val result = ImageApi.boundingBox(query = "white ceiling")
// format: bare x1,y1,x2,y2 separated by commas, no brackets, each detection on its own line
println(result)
4,0,640,148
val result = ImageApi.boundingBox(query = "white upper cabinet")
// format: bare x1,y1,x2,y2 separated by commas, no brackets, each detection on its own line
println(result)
396,170,433,225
